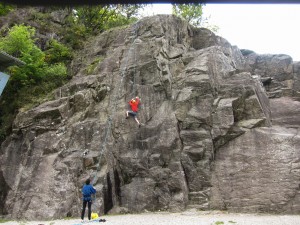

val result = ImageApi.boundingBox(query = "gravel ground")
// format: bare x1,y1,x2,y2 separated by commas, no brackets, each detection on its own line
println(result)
2,210,300,225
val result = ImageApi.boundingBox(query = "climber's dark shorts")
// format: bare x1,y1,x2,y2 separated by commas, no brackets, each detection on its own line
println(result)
128,111,137,118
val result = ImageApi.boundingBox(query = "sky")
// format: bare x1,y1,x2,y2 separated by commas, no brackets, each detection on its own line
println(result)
140,4,300,61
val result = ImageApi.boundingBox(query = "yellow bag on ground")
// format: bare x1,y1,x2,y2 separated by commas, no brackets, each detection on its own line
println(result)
91,212,99,219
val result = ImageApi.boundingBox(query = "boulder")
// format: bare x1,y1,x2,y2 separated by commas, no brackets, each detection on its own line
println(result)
1,15,300,219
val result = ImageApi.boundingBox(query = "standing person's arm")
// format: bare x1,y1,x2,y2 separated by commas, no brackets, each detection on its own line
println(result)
93,186,96,194
91,185,96,194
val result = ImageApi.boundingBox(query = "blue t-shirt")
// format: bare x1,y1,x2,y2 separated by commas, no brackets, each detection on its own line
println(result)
82,184,96,201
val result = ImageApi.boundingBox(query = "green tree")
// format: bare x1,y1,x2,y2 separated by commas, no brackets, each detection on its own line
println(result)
172,4,219,32
0,24,68,86
0,24,46,85
172,3,204,27
45,39,73,64
0,3,14,16
115,4,146,19
0,24,69,142
75,5,113,33
102,4,144,29
74,4,143,34
63,12,88,49
0,24,37,58
59,4,144,49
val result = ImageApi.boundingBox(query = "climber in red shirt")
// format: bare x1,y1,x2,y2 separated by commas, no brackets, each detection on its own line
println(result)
126,96,141,127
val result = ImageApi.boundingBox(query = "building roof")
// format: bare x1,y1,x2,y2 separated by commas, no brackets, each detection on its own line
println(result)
0,51,25,68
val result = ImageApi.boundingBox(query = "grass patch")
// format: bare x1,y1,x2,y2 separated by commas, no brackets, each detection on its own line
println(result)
86,56,105,75
214,221,224,225
0,219,10,223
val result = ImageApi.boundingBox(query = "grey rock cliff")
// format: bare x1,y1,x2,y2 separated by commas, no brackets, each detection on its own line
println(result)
1,15,300,219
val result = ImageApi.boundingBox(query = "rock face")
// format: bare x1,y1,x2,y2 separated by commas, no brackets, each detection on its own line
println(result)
1,15,300,219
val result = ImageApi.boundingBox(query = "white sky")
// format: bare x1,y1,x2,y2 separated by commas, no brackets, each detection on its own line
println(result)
140,4,300,61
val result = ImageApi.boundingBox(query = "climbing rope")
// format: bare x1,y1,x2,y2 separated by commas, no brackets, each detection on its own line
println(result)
91,21,140,185
131,33,138,97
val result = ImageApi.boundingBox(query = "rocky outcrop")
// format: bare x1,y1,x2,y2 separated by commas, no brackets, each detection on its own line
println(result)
0,7,72,51
1,15,300,219
211,50,300,213
241,49,300,99
211,126,300,213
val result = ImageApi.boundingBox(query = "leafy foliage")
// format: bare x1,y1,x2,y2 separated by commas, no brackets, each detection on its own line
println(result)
0,24,69,87
0,5,146,143
172,4,219,32
60,4,143,49
86,56,104,75
214,221,225,225
75,5,115,33
73,4,142,34
45,39,73,64
63,13,88,49
102,12,138,31
0,24,69,142
172,3,204,27
0,24,36,58
0,3,14,16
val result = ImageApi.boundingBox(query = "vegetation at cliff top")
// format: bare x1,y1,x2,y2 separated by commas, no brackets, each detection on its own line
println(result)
0,4,215,143
172,3,218,32
0,5,145,143
172,3,204,27
0,24,71,142
0,2,14,16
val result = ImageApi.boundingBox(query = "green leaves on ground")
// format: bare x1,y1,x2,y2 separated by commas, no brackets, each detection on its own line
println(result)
214,221,224,225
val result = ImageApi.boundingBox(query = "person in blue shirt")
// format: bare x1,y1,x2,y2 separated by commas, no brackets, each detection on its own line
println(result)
81,178,96,222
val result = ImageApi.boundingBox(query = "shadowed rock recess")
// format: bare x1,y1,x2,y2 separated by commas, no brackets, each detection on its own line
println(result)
1,15,300,219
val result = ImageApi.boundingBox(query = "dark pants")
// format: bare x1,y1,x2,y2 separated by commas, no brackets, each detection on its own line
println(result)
81,200,92,220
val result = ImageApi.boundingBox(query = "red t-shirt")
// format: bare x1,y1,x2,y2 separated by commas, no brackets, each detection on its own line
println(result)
129,98,140,112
